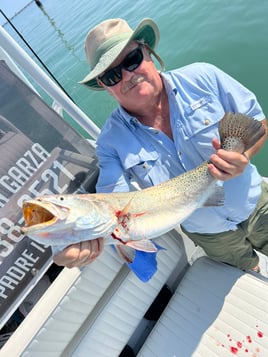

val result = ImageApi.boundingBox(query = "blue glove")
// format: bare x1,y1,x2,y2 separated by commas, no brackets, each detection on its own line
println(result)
127,250,158,282
113,242,165,282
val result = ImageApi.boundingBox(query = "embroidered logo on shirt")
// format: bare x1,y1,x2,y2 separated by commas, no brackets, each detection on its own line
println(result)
190,97,208,111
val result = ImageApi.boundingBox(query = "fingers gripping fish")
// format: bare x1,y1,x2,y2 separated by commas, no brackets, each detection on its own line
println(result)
21,113,266,263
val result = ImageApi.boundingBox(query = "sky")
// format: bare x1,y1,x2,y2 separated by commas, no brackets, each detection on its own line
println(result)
0,0,32,19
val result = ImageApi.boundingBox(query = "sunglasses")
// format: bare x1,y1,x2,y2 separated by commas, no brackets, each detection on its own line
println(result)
98,46,144,87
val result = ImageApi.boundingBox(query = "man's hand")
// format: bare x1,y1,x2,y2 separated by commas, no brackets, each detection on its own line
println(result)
53,238,104,268
209,118,267,180
208,138,249,181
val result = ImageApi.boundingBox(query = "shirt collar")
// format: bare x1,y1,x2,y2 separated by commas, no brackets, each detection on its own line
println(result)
117,106,140,129
161,72,178,96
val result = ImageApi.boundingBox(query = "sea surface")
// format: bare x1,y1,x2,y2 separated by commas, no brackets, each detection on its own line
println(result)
1,0,268,175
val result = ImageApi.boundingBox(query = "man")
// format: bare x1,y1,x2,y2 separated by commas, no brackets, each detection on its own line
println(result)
54,18,267,276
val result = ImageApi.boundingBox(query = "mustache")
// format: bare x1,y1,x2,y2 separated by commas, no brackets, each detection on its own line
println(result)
122,75,144,93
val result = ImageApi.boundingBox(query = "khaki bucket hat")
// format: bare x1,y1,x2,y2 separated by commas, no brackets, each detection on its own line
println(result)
80,18,160,90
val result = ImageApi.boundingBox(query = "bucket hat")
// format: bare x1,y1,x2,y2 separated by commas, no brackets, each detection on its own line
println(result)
80,18,160,90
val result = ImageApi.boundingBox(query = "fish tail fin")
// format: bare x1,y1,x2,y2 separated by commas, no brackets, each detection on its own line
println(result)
219,112,266,153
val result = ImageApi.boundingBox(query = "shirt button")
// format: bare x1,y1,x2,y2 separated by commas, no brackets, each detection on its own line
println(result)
177,150,181,156
142,163,147,169
154,130,159,134
131,118,138,125
204,119,210,125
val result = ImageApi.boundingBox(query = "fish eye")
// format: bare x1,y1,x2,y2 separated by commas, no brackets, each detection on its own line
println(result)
59,197,64,201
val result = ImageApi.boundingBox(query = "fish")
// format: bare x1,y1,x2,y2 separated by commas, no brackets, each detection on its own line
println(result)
21,113,266,263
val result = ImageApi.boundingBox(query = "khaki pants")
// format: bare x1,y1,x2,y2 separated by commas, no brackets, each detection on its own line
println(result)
181,180,268,270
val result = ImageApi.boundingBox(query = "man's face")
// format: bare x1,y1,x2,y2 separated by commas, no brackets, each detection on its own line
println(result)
98,42,162,110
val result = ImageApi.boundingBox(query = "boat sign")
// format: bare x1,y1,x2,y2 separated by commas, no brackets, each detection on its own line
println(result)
0,60,99,327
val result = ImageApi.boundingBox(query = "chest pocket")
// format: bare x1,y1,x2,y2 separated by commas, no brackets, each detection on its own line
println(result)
182,95,225,139
174,95,226,169
124,148,159,188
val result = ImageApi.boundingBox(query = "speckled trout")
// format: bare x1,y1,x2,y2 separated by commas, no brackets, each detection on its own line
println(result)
21,113,266,262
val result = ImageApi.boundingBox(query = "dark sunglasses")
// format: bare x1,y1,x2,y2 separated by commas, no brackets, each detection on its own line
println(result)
98,46,144,87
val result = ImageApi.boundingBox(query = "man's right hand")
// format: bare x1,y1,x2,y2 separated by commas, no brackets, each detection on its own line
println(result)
53,238,104,268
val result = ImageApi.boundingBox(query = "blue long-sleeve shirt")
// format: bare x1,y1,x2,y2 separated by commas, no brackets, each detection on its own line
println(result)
96,63,265,234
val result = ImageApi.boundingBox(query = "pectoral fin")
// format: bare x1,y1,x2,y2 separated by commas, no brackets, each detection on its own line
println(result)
115,245,136,263
117,195,148,219
203,185,225,207
114,239,160,264
119,197,134,217
125,239,159,252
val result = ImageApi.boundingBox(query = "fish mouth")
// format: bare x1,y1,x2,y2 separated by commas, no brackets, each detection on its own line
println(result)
21,199,67,233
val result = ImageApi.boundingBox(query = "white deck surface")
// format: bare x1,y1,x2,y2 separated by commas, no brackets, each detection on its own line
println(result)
138,256,268,357
0,230,185,357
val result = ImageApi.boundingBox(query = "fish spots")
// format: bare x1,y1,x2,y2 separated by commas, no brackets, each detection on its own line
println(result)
218,323,265,356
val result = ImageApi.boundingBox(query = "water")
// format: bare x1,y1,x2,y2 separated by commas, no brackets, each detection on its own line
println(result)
2,0,268,175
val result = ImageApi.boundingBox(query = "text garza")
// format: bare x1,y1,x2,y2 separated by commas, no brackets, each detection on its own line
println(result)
0,143,75,261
